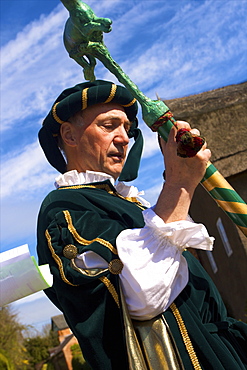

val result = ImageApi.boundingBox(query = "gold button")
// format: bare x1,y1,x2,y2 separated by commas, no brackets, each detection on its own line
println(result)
108,259,124,275
63,244,78,259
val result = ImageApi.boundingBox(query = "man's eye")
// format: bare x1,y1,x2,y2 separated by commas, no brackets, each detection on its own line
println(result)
103,124,114,130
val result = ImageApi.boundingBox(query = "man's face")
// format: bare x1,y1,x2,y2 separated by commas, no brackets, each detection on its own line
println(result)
68,103,131,180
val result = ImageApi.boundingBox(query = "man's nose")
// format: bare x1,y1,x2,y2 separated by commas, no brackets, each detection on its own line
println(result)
114,126,129,145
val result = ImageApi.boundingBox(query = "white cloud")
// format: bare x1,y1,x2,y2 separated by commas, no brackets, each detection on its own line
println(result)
1,8,65,76
0,141,57,251
118,0,247,99
1,141,56,198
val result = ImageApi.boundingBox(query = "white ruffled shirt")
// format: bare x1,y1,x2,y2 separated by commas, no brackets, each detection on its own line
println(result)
55,170,214,320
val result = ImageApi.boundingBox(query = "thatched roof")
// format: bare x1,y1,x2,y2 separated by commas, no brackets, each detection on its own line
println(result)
163,82,247,177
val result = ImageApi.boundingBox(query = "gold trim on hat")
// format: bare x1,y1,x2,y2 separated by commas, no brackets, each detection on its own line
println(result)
104,83,117,103
82,87,89,110
122,98,137,107
52,102,65,124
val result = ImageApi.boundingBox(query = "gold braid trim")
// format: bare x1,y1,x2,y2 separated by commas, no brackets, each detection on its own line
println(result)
45,229,78,286
59,183,115,193
170,303,202,370
58,183,146,210
122,98,137,107
63,210,118,255
99,276,120,308
104,84,117,103
52,102,65,124
82,88,89,110
116,194,146,210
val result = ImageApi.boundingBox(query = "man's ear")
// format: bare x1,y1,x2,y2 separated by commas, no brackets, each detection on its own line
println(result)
60,122,77,147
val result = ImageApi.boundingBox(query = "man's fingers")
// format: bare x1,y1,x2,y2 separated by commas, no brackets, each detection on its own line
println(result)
176,120,191,130
190,128,200,136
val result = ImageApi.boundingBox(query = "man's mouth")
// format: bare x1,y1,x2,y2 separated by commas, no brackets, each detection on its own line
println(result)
109,152,124,161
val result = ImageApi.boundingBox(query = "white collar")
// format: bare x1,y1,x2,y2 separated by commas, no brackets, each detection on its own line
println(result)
55,170,115,188
55,170,150,207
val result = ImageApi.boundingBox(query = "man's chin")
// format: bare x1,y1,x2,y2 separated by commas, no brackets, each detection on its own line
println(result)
105,165,124,181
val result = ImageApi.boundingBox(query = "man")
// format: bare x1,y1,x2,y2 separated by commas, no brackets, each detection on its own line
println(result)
37,80,247,369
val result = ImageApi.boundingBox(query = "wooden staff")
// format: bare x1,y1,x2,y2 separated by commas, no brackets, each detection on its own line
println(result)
60,0,247,236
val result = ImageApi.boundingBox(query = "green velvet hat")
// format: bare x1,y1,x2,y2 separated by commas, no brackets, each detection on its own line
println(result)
39,80,143,182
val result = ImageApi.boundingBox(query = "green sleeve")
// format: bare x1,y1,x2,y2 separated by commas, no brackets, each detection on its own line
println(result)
41,207,125,285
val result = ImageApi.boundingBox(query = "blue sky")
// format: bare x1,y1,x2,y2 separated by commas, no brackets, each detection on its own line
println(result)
1,0,247,333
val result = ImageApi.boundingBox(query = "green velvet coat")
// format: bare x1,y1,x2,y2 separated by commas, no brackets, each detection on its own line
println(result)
37,180,247,369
